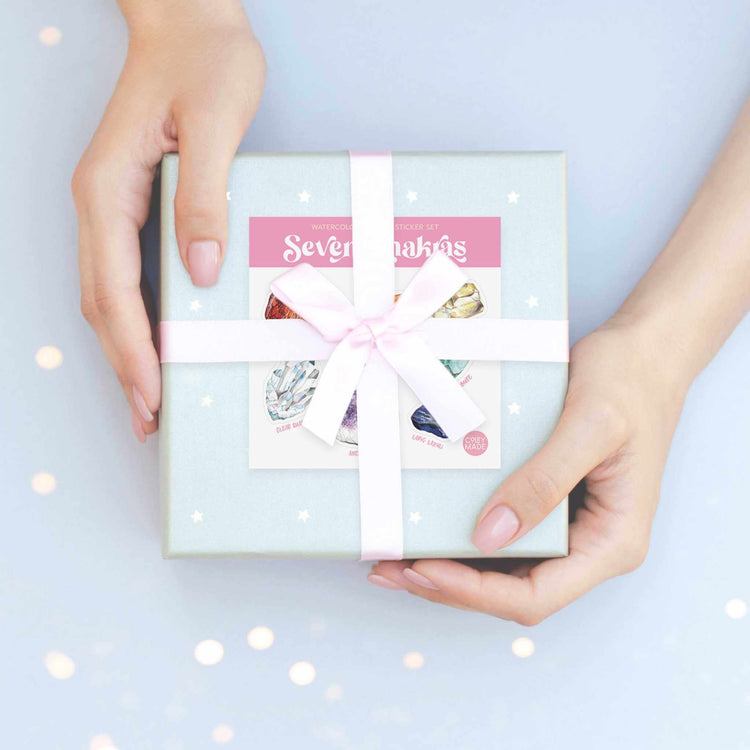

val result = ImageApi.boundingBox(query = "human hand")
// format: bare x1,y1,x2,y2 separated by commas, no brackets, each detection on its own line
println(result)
72,1,265,442
369,319,690,623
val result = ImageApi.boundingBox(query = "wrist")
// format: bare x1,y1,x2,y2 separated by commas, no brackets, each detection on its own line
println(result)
601,305,699,397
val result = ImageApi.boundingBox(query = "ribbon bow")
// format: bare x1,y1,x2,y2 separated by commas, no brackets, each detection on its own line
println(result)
270,252,485,446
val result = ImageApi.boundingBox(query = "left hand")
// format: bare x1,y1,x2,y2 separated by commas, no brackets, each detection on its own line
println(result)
72,3,265,442
368,318,689,623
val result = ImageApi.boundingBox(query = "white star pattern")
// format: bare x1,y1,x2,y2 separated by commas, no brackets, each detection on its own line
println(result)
507,191,520,204
226,191,231,201
407,190,418,203
191,510,204,524
189,300,202,312
298,190,311,203
201,395,213,407
508,402,521,415
297,509,311,522
408,512,422,525
526,295,539,308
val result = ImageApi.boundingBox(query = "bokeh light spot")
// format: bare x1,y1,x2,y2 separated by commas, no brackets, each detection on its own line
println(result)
511,637,535,658
45,651,75,679
35,345,63,369
194,639,224,666
39,26,62,46
31,472,56,495
211,725,234,743
325,684,343,701
403,651,425,670
247,626,274,650
725,599,747,620
90,735,117,750
289,661,316,686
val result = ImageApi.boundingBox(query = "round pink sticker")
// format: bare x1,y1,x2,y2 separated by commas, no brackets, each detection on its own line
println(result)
463,431,488,456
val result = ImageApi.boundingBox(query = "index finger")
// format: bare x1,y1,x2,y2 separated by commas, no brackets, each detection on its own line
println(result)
88,192,161,422
374,523,618,624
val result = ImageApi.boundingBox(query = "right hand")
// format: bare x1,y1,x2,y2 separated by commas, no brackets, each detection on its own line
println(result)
72,2,266,441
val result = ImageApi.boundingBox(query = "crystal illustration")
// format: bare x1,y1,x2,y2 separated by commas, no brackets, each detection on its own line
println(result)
432,282,484,319
264,294,301,320
440,359,469,377
410,405,448,439
336,392,359,445
265,360,319,421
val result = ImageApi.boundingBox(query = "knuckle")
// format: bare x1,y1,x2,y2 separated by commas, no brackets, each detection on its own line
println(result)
616,536,650,574
571,393,629,444
80,295,99,324
71,159,115,203
173,190,221,224
592,398,629,442
70,164,85,202
523,465,561,513
93,282,120,318
120,345,150,376
513,609,545,627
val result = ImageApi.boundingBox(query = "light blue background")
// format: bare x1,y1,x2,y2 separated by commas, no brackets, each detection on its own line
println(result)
1,1,749,748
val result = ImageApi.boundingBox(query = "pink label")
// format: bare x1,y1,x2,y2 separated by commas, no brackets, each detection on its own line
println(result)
249,217,500,268
463,431,489,456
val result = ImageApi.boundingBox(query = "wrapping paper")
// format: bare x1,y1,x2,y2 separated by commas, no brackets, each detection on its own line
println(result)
159,151,568,558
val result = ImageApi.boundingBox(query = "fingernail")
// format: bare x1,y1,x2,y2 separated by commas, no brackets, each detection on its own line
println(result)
132,385,154,423
402,568,440,591
187,240,221,287
367,573,406,591
130,408,146,443
471,505,520,555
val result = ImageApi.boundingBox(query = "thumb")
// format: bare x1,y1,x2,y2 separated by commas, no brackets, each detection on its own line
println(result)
470,397,625,555
173,109,244,287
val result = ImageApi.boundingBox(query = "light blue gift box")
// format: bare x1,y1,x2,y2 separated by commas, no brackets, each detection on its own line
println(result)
159,152,568,559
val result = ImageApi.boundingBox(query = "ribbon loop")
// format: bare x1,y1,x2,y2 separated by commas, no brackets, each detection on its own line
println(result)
270,263,360,342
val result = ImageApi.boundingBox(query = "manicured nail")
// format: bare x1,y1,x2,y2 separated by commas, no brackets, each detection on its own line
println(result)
402,568,440,591
130,408,146,443
367,573,406,591
471,505,520,555
187,240,221,287
132,385,154,423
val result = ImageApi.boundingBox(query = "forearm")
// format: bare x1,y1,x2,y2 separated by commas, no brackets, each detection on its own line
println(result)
614,96,750,384
117,0,250,36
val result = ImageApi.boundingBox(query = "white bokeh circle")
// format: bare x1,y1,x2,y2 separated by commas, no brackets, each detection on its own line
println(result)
289,661,316,686
39,26,62,46
194,639,224,666
45,651,75,679
31,472,56,495
35,345,63,369
247,626,274,650
725,599,747,620
211,725,234,743
403,651,425,670
511,637,535,658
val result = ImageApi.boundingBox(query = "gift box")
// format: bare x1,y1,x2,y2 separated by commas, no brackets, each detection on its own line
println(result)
159,151,569,559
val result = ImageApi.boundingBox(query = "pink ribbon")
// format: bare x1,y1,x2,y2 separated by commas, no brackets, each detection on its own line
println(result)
159,151,570,561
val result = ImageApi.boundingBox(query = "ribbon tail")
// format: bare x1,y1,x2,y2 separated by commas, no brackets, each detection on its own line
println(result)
357,350,403,561
303,336,371,446
380,332,485,442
